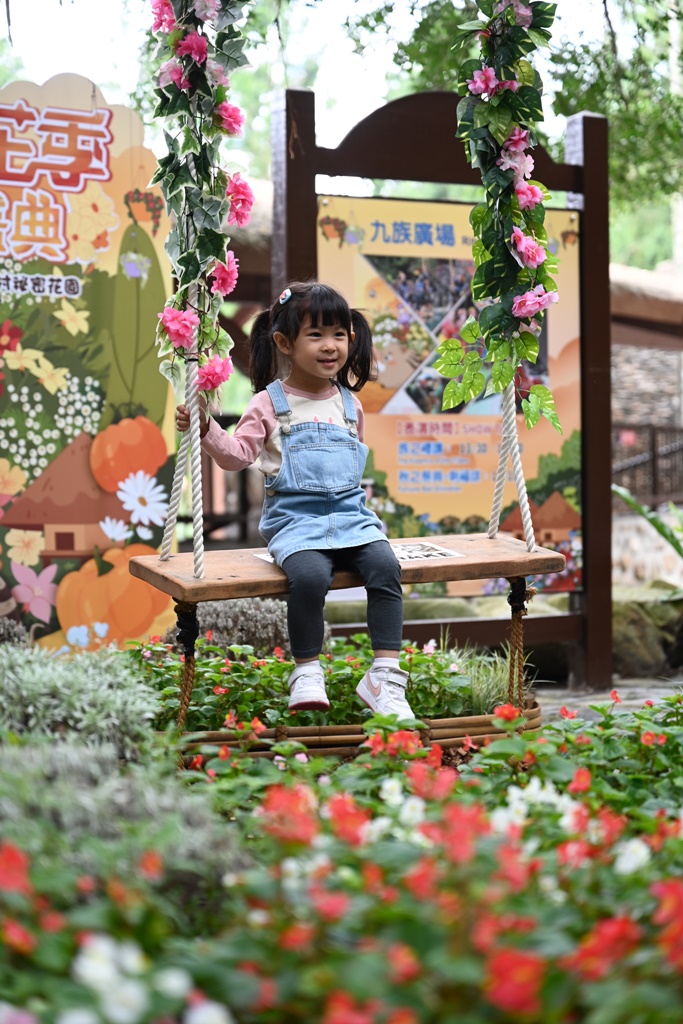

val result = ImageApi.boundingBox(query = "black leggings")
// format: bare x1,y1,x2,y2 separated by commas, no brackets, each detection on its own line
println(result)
282,542,403,659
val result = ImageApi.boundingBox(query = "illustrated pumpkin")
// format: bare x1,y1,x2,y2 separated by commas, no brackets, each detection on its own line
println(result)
89,416,167,492
56,544,169,644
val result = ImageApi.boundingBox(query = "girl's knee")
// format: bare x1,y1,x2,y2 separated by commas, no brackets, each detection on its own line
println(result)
285,553,333,600
363,545,402,590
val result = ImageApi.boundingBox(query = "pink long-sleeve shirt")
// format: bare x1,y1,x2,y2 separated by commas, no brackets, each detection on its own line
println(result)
201,382,366,477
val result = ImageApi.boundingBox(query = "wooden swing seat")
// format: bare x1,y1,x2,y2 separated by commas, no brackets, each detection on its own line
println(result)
129,532,565,603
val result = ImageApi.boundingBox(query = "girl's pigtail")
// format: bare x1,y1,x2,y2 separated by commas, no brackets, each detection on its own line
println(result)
249,309,277,392
340,309,376,392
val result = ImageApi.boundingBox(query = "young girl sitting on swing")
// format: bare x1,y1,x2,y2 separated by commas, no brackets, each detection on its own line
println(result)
175,281,414,719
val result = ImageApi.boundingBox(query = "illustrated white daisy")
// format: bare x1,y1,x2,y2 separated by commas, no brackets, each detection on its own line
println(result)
136,525,153,541
116,472,168,527
99,517,133,543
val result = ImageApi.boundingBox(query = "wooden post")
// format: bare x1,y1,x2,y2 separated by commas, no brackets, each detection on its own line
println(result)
565,112,612,690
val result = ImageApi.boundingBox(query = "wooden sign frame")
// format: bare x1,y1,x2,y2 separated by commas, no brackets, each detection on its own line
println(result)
271,88,611,690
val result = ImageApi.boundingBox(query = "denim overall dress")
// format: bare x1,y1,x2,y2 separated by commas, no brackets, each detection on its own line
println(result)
259,379,388,567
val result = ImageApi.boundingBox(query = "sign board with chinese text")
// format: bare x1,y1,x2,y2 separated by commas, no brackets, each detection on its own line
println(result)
0,75,175,649
318,194,582,596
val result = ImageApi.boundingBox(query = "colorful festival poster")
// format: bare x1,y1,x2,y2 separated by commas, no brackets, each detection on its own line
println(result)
0,74,176,647
318,195,582,594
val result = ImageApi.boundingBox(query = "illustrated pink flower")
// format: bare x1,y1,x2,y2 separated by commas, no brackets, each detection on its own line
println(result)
225,171,255,227
511,226,546,268
504,126,529,152
176,31,208,65
11,561,57,623
215,101,245,136
512,285,558,319
210,251,239,296
193,0,220,21
467,66,499,96
206,59,230,87
515,180,544,210
151,0,176,34
158,58,191,92
158,307,200,350
0,319,22,353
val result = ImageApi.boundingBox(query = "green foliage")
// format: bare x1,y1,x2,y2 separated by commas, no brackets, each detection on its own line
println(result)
431,0,561,431
151,1,251,396
0,37,23,89
613,484,683,562
132,632,519,733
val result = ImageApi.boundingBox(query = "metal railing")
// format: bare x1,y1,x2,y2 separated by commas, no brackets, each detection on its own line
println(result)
613,423,683,507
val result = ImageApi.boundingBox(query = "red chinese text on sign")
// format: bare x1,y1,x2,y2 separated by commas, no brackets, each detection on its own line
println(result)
0,100,113,193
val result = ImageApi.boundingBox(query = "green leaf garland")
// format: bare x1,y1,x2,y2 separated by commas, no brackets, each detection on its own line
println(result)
436,0,561,433
150,0,253,398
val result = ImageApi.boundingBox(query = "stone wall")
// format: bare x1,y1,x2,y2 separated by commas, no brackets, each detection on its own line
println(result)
612,344,682,426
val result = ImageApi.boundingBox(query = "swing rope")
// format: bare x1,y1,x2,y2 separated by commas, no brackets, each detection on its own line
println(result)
487,380,538,712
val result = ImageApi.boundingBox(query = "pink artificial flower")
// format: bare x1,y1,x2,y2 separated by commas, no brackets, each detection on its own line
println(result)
512,285,558,319
151,0,176,34
158,307,200,350
176,31,208,65
206,59,230,87
494,0,534,28
511,226,546,268
158,58,191,92
515,180,544,211
498,79,519,92
497,150,535,182
197,355,234,392
504,126,529,153
225,172,255,227
11,561,57,623
215,101,245,136
467,66,499,96
193,0,220,21
209,251,239,296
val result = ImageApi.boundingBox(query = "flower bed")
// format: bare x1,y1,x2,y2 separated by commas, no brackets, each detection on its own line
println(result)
3,683,683,1022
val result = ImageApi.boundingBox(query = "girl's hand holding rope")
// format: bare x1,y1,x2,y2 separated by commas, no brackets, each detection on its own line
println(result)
175,403,210,439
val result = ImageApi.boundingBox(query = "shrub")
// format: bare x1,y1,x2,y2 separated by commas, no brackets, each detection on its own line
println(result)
0,646,159,758
0,615,28,645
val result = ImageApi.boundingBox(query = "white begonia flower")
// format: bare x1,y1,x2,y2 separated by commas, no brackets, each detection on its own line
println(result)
399,795,426,827
99,978,148,1024
246,908,270,927
539,874,567,905
116,940,147,976
380,777,404,807
490,803,528,834
99,517,133,543
116,471,168,527
613,838,651,876
184,1002,235,1024
153,967,194,1000
55,1010,100,1024
360,815,392,844
558,801,583,834
72,935,120,991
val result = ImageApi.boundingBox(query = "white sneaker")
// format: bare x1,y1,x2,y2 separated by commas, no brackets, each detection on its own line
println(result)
288,663,330,711
356,663,415,720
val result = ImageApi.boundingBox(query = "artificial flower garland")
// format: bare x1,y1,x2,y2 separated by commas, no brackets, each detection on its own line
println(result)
150,0,256,397
434,0,560,431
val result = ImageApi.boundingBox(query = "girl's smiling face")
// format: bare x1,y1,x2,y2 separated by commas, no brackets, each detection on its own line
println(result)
274,316,354,393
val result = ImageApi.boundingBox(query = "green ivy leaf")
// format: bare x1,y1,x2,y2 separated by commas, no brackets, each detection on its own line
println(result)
442,380,467,410
491,360,515,391
531,2,558,30
515,58,536,87
159,359,181,385
460,316,482,346
516,331,540,363
526,27,552,48
506,85,545,123
521,396,541,429
487,103,513,145
180,126,201,157
470,202,491,235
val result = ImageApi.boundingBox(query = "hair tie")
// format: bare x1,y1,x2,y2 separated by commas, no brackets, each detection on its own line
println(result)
279,288,292,305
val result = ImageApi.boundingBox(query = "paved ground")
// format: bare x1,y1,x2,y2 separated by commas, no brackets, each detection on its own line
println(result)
536,677,683,722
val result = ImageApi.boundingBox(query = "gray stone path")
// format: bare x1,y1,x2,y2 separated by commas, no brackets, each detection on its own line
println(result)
535,677,682,723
